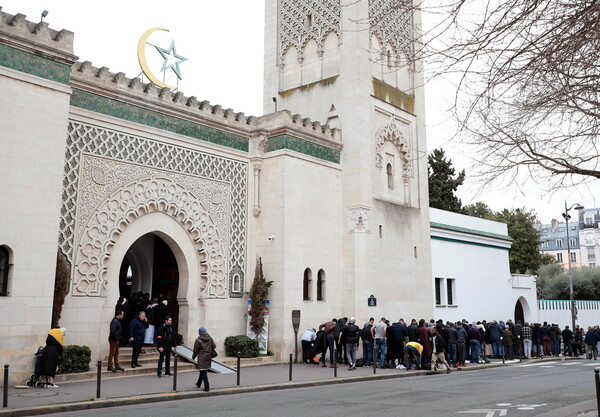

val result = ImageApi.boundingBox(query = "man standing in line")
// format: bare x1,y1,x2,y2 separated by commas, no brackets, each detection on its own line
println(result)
394,319,408,369
129,311,148,368
156,316,175,377
585,326,599,360
319,318,337,367
340,317,360,370
562,325,573,357
107,310,125,372
372,317,387,368
361,318,374,367
521,322,532,359
431,326,451,374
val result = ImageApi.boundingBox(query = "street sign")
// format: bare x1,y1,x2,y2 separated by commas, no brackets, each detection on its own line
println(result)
292,310,301,363
368,295,377,307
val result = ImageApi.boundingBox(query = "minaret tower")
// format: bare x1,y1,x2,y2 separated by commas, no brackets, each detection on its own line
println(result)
263,0,433,324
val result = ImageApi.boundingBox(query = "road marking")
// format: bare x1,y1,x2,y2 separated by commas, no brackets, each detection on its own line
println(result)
557,362,578,365
456,409,507,417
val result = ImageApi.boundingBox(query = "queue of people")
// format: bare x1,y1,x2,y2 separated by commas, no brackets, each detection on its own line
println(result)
301,316,600,372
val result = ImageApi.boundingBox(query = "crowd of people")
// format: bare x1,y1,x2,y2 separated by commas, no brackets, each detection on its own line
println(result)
301,317,600,372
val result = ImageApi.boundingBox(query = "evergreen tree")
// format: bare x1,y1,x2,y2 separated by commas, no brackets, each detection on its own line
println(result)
428,148,465,213
494,208,542,274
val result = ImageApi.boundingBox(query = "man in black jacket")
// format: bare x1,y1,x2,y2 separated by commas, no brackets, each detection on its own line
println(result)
340,317,360,370
156,316,175,377
108,310,125,372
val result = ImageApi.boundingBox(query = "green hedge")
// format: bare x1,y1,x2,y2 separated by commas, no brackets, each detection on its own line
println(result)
58,345,91,374
224,335,259,358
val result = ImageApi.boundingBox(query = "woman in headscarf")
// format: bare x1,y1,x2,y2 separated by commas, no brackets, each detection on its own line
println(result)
39,327,67,388
192,327,216,392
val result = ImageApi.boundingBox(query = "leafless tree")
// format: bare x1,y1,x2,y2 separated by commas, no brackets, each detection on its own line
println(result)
375,0,600,189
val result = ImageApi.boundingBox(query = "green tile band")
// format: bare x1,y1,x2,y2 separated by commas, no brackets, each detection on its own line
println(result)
70,88,249,151
265,134,340,164
0,43,70,84
431,221,513,242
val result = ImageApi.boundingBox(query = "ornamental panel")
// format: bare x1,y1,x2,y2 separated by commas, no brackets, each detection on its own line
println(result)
368,0,413,55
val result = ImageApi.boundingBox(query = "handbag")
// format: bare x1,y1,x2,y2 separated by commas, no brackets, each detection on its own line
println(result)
211,348,218,358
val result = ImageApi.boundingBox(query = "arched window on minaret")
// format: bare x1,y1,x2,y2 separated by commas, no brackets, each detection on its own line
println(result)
386,162,394,190
303,268,312,301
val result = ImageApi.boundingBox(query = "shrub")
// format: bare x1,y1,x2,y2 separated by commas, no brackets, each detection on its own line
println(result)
58,345,91,374
224,335,259,358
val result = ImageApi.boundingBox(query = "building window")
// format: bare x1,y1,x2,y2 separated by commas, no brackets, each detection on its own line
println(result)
387,50,392,68
447,278,455,305
570,252,576,263
232,274,241,293
317,269,325,301
556,253,563,263
386,163,394,190
569,238,577,247
588,247,596,261
586,233,595,245
586,216,594,226
0,246,9,296
303,268,312,301
556,239,563,248
541,241,549,249
435,278,442,305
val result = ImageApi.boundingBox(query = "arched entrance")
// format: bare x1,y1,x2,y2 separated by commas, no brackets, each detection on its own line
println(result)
514,299,524,324
119,233,180,334
514,296,531,324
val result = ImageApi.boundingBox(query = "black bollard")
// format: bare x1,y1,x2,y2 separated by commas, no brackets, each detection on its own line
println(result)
333,349,337,377
373,353,377,374
3,364,8,408
96,360,102,398
173,348,178,391
595,368,600,416
236,352,241,386
289,354,293,381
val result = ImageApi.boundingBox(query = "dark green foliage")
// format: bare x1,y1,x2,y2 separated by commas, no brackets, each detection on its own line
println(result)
494,208,542,274
224,335,260,358
247,257,273,338
52,250,70,328
57,345,91,374
428,148,465,213
538,265,600,300
462,202,495,219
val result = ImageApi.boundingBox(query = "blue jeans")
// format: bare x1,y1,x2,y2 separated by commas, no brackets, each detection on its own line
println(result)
470,340,480,363
406,345,421,369
563,341,572,356
446,343,457,365
551,339,560,355
323,336,335,364
375,339,387,367
492,340,503,356
362,340,373,366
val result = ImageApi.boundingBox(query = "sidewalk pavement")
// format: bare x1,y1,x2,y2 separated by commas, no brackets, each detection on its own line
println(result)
0,357,574,417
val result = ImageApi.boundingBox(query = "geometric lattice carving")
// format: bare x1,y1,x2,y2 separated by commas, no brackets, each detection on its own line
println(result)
74,167,225,298
375,118,411,178
60,121,247,298
368,0,413,55
279,0,341,60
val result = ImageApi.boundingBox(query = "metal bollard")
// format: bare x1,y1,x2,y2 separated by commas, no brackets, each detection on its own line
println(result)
595,368,600,416
173,348,178,391
236,352,241,386
96,360,102,398
333,349,337,377
373,352,377,374
289,354,293,382
3,364,8,408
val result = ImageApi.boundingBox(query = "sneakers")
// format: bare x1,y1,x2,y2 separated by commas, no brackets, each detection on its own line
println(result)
321,363,326,367
396,364,406,369
348,364,356,371
330,364,335,368
46,383,59,388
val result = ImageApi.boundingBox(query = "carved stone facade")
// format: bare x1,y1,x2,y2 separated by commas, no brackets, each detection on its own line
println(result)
61,121,247,299
368,0,413,55
279,0,341,60
73,154,229,298
347,206,371,233
374,118,411,179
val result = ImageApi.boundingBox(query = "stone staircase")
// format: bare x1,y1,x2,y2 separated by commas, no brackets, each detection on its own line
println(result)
54,347,282,383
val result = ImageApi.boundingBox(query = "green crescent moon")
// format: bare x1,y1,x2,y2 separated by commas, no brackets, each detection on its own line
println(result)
137,27,177,89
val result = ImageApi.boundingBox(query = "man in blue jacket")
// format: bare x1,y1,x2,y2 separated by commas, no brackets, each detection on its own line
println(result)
585,326,599,360
156,316,176,377
129,311,148,368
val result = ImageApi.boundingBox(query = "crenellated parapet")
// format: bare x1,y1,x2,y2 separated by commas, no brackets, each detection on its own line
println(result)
0,7,77,64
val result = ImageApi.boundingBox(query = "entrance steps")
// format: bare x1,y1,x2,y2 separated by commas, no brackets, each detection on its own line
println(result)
54,347,281,383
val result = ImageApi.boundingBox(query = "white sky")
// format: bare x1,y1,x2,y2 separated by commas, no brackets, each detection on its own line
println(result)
2,1,597,223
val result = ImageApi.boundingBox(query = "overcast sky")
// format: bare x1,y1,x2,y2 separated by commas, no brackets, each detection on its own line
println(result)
2,0,597,223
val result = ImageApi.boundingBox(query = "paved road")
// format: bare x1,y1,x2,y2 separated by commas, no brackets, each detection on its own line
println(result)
51,360,600,417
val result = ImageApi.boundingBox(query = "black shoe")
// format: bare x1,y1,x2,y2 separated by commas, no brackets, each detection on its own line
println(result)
135,363,142,367
203,388,210,392
196,383,201,388
446,368,451,374
107,367,115,372
131,364,136,368
157,374,161,378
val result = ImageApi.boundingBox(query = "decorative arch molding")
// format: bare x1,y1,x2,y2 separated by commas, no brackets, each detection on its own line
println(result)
72,175,226,298
375,119,411,178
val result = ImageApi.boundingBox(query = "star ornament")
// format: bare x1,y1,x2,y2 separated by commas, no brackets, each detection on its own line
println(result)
154,40,188,80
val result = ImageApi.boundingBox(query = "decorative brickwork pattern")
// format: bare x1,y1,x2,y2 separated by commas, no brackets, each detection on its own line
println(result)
60,121,248,298
279,0,341,60
368,0,413,55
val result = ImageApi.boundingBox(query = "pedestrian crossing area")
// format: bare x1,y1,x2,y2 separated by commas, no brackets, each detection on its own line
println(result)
516,360,599,368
